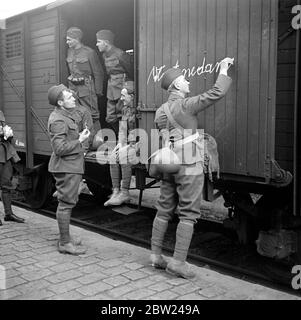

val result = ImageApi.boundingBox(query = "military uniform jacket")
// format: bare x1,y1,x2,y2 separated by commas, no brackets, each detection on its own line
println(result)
103,46,133,100
48,108,85,174
0,111,20,164
66,45,104,97
155,74,232,164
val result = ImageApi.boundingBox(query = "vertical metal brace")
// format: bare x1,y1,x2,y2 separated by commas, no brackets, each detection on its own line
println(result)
23,14,34,168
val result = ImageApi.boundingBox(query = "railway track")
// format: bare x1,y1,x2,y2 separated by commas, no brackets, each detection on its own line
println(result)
12,194,300,297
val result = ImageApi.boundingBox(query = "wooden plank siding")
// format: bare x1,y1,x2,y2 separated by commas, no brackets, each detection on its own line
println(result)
137,0,279,180
29,9,59,155
0,18,26,149
275,0,297,171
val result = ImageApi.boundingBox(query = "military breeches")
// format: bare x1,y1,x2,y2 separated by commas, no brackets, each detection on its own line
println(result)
0,160,14,190
79,94,99,121
155,163,204,224
52,173,82,209
106,99,121,125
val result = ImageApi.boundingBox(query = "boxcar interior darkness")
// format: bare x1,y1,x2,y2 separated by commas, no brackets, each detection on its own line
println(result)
59,0,134,127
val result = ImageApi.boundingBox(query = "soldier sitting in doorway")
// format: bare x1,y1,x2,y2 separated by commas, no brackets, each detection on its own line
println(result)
66,27,104,143
0,111,24,225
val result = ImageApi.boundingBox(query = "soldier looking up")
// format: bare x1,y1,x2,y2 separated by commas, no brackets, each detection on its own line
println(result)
47,84,90,255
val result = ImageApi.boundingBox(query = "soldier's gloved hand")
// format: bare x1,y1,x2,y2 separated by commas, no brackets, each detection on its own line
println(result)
79,128,90,143
219,57,234,76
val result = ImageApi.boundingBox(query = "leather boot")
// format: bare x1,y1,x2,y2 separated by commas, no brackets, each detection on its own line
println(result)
166,258,196,279
2,190,25,223
104,188,120,206
150,254,168,269
58,242,87,255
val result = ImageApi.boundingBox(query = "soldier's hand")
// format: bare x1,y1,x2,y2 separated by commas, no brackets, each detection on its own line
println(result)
219,57,234,75
79,128,90,143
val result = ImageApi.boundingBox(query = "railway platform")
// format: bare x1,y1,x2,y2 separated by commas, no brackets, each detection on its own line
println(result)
0,204,300,301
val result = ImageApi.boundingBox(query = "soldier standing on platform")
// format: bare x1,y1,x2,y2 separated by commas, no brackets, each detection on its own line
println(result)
47,84,90,255
0,111,24,225
66,27,104,137
150,58,233,279
96,29,133,139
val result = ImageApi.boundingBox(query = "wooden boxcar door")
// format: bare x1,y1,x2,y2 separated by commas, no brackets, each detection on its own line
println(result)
137,0,278,183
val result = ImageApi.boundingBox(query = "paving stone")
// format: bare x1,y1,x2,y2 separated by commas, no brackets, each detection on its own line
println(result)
13,289,55,300
98,258,124,268
77,264,106,274
102,266,130,276
48,290,85,300
17,265,40,274
149,290,179,300
84,293,113,300
123,288,156,300
45,270,83,284
0,255,19,263
16,258,38,266
96,251,124,260
149,282,173,292
123,262,144,270
166,277,189,286
5,269,21,279
21,269,53,281
14,279,51,294
178,293,208,300
171,282,199,296
77,272,106,285
108,284,136,298
16,251,36,258
0,288,22,300
103,275,130,287
131,278,155,289
73,257,100,266
123,270,148,281
5,277,27,289
48,280,82,294
198,285,227,298
49,262,77,273
76,281,113,296
35,261,58,268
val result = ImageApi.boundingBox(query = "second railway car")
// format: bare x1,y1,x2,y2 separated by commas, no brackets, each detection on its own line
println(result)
0,0,300,260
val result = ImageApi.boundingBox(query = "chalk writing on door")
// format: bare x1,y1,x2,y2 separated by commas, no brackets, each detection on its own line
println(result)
147,57,222,84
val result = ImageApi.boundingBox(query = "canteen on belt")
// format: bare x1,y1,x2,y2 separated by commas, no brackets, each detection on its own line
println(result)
149,147,181,176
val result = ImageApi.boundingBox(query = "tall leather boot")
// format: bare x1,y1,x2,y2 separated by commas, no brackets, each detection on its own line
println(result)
150,216,169,269
166,221,196,279
56,206,86,255
2,189,25,223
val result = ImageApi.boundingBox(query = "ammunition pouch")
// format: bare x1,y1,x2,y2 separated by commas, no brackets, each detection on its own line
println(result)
68,76,86,85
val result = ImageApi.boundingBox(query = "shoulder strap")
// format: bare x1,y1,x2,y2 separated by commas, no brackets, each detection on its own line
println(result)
162,102,184,136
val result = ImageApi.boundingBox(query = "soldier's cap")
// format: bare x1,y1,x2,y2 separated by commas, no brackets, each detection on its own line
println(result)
122,81,135,94
66,27,83,40
161,68,183,90
48,84,68,106
96,29,115,44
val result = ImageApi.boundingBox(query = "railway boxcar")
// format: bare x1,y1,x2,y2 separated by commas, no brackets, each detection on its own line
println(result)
0,0,300,259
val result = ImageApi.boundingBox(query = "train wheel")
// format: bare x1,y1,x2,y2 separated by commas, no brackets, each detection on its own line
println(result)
23,168,54,209
86,180,111,204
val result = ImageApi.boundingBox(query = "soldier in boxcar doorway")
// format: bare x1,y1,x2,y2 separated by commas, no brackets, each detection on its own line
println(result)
150,58,233,279
104,81,138,207
66,27,104,140
0,111,24,225
47,84,90,255
96,29,133,140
